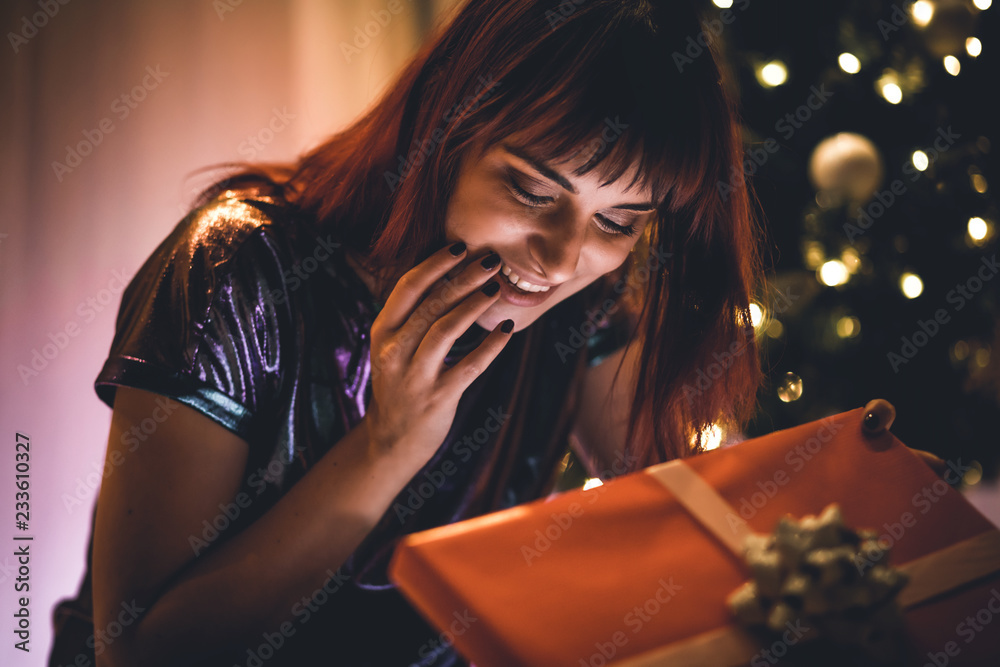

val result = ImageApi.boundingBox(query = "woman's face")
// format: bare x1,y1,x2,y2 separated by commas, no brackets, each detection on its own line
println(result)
444,134,657,334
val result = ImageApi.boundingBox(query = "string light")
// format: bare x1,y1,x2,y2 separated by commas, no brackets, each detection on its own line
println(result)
777,373,803,402
582,478,603,490
900,272,924,299
881,82,903,104
748,302,764,329
697,424,724,451
968,217,988,241
973,0,992,10
966,37,982,57
911,1,935,26
943,55,961,76
757,60,788,87
912,150,929,171
838,53,861,74
819,260,850,286
712,0,734,7
836,316,861,338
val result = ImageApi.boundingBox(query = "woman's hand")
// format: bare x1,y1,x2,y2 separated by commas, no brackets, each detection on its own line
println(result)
365,241,512,468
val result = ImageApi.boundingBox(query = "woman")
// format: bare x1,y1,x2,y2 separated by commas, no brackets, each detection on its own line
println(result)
49,0,764,665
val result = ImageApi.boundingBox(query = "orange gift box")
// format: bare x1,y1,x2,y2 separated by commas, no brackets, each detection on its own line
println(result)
388,405,1000,666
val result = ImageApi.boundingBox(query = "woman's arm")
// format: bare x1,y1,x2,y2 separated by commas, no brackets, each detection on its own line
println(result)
91,386,424,666
569,343,641,478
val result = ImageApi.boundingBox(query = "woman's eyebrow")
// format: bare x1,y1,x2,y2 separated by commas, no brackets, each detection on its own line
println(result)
500,143,657,211
501,143,578,194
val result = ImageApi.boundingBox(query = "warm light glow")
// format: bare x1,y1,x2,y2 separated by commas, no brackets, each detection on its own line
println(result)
841,247,861,274
819,260,850,286
975,347,991,367
881,82,903,104
966,37,982,57
804,242,825,269
777,372,803,402
582,478,604,490
749,302,764,328
972,173,988,193
766,319,784,339
836,316,861,338
943,55,961,76
968,217,988,240
900,272,924,298
963,461,983,487
838,53,861,74
712,0,734,7
912,1,934,26
973,0,992,10
698,423,724,451
912,150,929,171
758,61,788,87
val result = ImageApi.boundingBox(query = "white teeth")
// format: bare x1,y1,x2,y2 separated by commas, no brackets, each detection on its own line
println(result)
499,260,550,293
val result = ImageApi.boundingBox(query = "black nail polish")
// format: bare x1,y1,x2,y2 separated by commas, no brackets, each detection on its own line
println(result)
501,319,514,333
449,241,466,256
481,281,500,296
480,253,500,270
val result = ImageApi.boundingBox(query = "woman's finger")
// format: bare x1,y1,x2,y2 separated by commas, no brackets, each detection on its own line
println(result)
411,278,503,374
377,241,468,332
399,251,501,353
438,317,514,398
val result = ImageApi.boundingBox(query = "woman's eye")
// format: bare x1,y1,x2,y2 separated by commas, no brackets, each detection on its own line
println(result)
595,213,638,238
506,174,553,207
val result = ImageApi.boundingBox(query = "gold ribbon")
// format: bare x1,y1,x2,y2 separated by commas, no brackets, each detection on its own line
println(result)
609,459,1000,667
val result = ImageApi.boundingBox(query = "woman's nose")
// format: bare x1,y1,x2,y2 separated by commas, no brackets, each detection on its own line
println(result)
529,210,585,285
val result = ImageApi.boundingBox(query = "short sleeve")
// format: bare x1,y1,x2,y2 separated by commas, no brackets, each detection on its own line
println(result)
94,196,295,441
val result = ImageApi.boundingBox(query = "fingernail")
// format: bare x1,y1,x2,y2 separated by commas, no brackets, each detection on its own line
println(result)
449,241,466,256
481,281,500,296
501,319,514,333
480,253,500,270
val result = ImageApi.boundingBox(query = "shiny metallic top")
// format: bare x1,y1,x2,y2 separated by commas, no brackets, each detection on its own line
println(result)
53,189,632,666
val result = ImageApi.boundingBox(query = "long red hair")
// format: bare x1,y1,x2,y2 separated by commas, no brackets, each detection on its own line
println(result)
199,0,768,472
